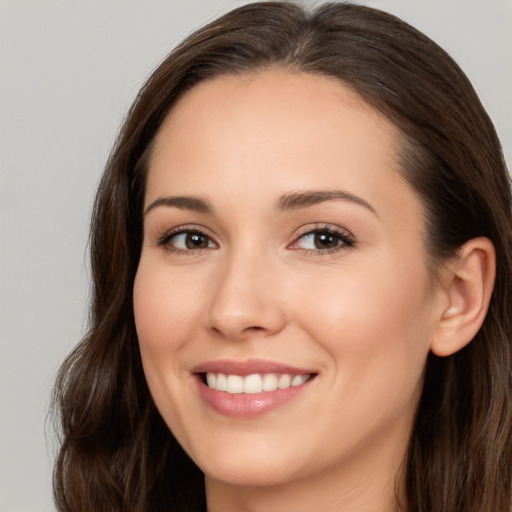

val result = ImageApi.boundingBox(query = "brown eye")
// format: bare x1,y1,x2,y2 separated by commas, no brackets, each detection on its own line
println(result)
185,232,210,249
289,227,355,253
164,231,216,251
313,232,340,249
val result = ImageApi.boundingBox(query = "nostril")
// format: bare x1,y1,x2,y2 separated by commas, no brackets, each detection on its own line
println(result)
209,324,266,337
206,292,287,340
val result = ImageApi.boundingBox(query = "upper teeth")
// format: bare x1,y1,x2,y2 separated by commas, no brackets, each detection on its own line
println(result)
205,373,311,394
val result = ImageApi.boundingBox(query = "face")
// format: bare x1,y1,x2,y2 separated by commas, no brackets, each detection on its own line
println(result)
134,70,443,491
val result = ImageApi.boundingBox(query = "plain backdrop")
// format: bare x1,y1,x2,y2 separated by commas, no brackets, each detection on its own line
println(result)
0,1,510,510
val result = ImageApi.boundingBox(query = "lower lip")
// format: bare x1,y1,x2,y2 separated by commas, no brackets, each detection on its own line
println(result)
195,376,313,418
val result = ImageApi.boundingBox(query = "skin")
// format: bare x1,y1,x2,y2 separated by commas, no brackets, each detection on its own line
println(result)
133,69,460,512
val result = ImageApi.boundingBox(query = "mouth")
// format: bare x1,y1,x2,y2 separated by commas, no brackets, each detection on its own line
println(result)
191,359,317,417
200,372,314,393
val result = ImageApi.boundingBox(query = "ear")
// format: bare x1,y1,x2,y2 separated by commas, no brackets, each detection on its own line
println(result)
430,237,496,357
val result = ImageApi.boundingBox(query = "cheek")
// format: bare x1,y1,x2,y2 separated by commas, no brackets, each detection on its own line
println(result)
286,265,434,457
133,261,204,354
132,259,211,422
290,260,435,383
132,259,209,433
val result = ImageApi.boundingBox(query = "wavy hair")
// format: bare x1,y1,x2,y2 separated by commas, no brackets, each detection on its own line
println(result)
52,2,512,511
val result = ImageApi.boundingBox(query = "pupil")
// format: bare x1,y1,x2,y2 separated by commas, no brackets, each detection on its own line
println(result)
186,233,207,249
314,232,338,249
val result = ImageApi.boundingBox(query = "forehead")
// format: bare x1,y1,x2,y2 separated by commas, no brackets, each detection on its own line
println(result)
152,69,400,166
146,69,417,222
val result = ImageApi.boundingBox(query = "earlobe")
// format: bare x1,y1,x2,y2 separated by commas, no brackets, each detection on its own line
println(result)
430,237,496,357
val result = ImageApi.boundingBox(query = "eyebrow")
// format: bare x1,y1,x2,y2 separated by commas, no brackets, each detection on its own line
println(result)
144,189,376,217
276,190,377,215
144,196,212,216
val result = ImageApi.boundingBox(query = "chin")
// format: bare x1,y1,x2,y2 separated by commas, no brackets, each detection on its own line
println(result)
204,466,294,489
194,444,302,488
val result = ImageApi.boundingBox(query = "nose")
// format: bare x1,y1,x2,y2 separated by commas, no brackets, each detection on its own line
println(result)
205,249,287,341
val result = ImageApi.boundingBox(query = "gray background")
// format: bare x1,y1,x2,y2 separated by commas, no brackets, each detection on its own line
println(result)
1,1,510,510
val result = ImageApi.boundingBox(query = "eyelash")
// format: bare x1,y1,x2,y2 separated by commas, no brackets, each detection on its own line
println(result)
155,226,218,254
289,224,356,255
155,224,355,255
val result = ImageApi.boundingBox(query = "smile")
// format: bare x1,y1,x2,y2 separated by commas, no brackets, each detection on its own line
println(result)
192,360,317,417
204,372,312,393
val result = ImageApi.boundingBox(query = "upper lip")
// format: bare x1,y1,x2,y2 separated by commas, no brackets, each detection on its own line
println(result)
191,358,316,376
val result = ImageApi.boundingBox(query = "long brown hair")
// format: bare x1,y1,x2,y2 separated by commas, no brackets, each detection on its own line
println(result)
52,2,512,511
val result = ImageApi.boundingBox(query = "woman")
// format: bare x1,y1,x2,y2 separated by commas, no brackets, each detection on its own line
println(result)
52,2,512,511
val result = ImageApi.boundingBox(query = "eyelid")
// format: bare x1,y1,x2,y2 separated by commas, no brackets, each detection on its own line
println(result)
154,224,219,252
152,222,355,255
287,224,356,253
